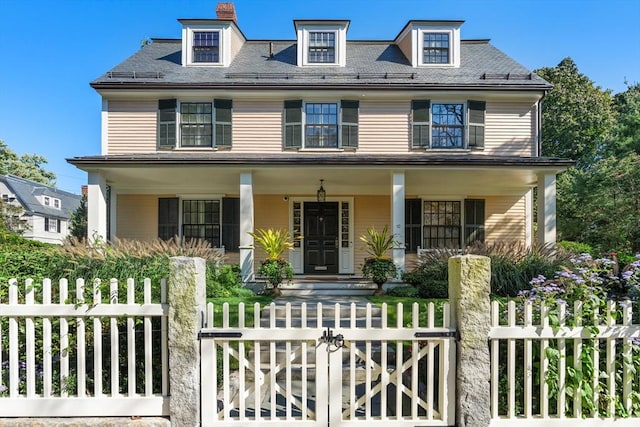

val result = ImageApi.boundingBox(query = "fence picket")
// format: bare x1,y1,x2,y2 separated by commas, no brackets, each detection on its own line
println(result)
524,300,533,418
144,278,152,396
7,280,19,398
507,300,516,418
127,278,136,397
25,279,36,398
60,279,69,398
491,301,499,418
109,279,119,396
43,279,52,397
94,280,103,397
76,278,86,397
574,300,583,418
558,302,567,418
591,305,600,418
606,301,616,417
540,301,549,418
427,302,435,420
622,301,633,413
380,302,388,420
161,278,168,397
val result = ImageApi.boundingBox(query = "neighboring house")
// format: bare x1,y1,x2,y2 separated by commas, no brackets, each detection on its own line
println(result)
0,175,81,244
69,3,572,282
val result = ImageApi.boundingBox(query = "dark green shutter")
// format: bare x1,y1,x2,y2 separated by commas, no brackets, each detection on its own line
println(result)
411,100,431,148
222,197,240,252
341,100,359,149
158,99,177,148
158,197,179,240
464,199,485,246
284,100,302,149
405,199,422,253
214,99,232,148
468,100,486,148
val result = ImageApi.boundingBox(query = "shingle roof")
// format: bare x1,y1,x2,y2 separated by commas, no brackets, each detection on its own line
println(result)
91,39,550,90
0,175,82,220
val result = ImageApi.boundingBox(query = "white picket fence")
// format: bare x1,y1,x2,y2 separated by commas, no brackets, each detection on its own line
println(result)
200,301,456,426
489,299,640,426
0,278,169,417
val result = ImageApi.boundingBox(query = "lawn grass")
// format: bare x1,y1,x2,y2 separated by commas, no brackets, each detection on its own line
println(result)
368,296,449,327
207,295,275,327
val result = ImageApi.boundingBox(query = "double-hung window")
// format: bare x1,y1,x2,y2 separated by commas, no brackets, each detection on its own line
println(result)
423,33,450,64
192,31,220,64
45,217,60,233
421,199,486,250
157,99,232,149
182,200,220,247
412,100,486,149
308,31,336,63
284,100,358,150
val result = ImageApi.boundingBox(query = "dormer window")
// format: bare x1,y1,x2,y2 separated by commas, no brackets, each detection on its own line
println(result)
308,32,336,63
54,199,60,209
192,31,220,63
295,20,349,67
423,33,449,64
44,196,50,206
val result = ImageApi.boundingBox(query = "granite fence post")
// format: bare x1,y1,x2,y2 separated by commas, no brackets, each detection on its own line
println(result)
448,254,492,427
168,257,207,427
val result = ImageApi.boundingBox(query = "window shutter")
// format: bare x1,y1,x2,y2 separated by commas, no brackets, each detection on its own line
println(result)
158,198,179,240
57,219,61,233
44,218,49,232
411,100,431,148
283,100,303,149
214,99,233,148
341,100,359,149
222,197,240,251
468,100,486,148
464,199,485,246
158,99,177,148
404,199,422,253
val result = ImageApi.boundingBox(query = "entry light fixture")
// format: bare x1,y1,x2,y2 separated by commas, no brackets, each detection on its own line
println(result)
317,179,326,202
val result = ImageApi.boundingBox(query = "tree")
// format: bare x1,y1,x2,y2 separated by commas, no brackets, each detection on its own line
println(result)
0,199,29,236
535,58,616,166
609,83,640,156
0,139,56,186
69,194,88,240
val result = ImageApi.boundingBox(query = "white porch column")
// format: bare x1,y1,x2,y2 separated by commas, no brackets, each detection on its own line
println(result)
108,186,117,241
537,173,557,246
524,189,533,248
239,171,255,283
391,171,405,278
87,172,107,242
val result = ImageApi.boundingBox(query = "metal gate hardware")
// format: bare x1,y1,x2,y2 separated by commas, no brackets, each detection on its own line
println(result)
319,327,345,350
199,331,243,339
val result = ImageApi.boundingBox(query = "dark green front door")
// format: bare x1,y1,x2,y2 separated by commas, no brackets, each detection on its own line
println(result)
304,202,339,274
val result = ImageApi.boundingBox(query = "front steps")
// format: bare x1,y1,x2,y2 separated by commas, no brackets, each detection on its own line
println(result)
278,277,378,296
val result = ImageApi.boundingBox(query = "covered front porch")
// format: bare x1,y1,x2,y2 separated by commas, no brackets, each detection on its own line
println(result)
74,154,570,283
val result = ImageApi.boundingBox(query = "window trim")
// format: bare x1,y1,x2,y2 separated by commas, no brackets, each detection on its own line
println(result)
183,26,225,66
191,30,221,64
412,100,486,150
431,102,465,149
416,27,459,67
422,32,450,64
307,31,337,64
296,23,347,67
181,198,222,248
44,217,61,233
416,197,486,250
303,101,340,149
158,99,232,149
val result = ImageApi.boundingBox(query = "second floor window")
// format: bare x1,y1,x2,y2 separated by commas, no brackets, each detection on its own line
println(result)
193,31,220,63
412,100,486,149
308,31,335,63
157,99,232,149
284,100,358,150
45,217,60,233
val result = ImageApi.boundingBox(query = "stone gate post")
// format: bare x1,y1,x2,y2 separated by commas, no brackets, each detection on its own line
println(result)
168,257,207,427
448,255,491,427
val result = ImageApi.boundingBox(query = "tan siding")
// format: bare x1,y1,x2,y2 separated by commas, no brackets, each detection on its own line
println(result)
484,102,535,156
358,101,410,153
484,195,526,243
116,195,159,241
396,33,413,65
232,101,283,152
108,101,157,154
253,195,289,261
229,26,244,61
354,196,391,272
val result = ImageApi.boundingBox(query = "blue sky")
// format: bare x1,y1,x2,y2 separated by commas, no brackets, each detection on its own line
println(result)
0,0,638,193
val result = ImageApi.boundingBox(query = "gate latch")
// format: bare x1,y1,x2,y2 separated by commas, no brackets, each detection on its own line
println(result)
319,327,344,350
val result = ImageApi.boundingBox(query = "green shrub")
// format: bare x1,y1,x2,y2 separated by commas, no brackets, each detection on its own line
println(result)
417,280,448,299
387,285,419,297
208,264,243,297
231,287,255,298
557,241,595,255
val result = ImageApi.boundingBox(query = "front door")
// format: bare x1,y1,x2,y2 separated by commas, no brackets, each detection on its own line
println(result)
304,202,339,274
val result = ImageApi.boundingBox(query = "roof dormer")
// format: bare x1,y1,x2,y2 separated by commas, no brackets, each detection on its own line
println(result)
294,20,349,67
179,16,245,67
395,20,463,68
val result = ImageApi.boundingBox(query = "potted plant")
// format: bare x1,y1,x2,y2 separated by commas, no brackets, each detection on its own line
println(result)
249,228,295,295
360,225,398,295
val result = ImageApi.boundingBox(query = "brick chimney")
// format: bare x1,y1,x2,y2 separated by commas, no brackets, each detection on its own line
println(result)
216,2,237,23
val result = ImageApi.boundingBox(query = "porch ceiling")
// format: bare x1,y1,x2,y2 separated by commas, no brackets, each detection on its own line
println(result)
87,164,557,196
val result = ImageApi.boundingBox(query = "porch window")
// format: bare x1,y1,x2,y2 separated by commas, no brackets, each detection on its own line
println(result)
157,99,232,149
421,199,486,249
411,100,486,149
182,200,221,247
284,100,359,149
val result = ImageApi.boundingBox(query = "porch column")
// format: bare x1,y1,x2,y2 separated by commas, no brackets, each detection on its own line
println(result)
391,171,405,278
239,171,255,283
87,172,107,243
108,186,117,241
537,173,557,246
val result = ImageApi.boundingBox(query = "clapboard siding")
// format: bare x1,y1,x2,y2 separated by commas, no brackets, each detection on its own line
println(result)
353,196,390,270
484,102,535,156
484,195,526,242
116,194,159,241
358,101,410,153
107,101,157,154
232,101,283,152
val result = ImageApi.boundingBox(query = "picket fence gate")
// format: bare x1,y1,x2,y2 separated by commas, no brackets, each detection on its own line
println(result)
489,299,640,426
200,301,456,426
0,278,170,417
